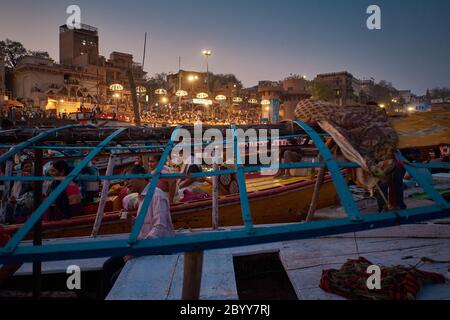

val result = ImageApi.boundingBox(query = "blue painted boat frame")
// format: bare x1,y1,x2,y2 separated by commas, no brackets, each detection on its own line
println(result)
0,122,449,265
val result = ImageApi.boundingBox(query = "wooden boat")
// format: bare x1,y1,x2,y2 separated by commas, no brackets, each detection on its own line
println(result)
4,172,348,240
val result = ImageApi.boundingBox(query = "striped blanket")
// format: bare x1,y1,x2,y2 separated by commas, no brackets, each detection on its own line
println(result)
295,100,399,191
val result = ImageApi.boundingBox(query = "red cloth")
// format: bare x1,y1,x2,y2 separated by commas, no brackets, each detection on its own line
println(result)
320,257,446,300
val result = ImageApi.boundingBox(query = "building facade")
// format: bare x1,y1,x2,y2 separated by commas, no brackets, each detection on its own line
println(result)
12,24,147,115
258,77,310,122
60,24,100,66
316,71,361,105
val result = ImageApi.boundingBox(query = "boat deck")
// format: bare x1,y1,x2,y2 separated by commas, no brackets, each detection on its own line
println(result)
107,196,450,300
5,198,449,300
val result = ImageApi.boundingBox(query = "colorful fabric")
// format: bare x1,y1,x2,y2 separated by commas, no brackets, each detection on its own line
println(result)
44,181,82,220
295,100,399,190
320,257,446,300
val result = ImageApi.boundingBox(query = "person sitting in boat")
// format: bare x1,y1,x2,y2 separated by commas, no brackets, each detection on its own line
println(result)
44,160,83,221
100,164,174,299
174,155,211,203
276,139,305,178
3,162,34,225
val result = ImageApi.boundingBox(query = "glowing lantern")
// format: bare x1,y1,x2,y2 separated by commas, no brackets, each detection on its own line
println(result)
155,89,167,95
248,98,258,104
233,97,243,103
261,99,271,105
197,92,209,99
109,84,124,91
215,95,227,101
176,90,188,97
136,86,147,94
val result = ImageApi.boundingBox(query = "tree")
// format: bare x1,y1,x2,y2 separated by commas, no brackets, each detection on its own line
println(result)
425,89,432,102
0,39,53,69
146,72,168,90
28,50,53,61
430,87,450,99
307,79,334,101
0,39,27,68
370,80,398,105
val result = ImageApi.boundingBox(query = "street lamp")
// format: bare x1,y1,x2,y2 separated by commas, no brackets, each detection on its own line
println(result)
202,49,212,92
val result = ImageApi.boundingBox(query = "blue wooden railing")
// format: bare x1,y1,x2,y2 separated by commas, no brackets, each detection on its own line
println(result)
0,123,449,265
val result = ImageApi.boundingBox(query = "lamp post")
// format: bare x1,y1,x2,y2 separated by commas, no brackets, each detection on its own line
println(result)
202,50,212,92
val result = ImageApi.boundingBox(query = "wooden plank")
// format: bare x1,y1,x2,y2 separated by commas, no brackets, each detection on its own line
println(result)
278,226,450,300
280,239,358,270
107,254,180,300
200,253,239,300
15,258,109,275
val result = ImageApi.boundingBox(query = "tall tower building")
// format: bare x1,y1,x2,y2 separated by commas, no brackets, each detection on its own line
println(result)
59,24,99,66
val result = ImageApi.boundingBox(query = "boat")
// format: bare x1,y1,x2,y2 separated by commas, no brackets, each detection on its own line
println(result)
3,172,348,239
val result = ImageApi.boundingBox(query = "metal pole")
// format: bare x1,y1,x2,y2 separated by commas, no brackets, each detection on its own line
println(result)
142,32,147,69
178,56,182,117
32,148,43,299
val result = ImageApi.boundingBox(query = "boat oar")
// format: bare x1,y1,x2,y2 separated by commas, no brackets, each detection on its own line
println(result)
91,155,116,237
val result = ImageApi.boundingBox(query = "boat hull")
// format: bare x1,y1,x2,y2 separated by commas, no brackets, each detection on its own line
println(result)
4,176,344,240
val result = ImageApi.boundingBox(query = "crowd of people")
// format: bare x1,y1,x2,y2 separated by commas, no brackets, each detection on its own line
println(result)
140,109,262,126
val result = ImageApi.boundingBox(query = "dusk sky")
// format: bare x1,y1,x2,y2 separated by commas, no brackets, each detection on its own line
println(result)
1,0,449,95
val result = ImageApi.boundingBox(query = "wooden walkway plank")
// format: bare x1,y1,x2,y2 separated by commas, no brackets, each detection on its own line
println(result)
107,255,180,300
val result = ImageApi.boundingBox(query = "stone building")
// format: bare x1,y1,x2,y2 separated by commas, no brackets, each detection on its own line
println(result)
316,71,361,105
12,24,147,115
258,77,310,122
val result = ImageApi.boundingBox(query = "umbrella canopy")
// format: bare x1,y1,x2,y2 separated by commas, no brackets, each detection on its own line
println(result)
1,100,24,108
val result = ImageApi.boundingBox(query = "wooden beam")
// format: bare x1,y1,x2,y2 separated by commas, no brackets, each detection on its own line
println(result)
127,69,141,126
91,155,116,237
32,148,43,300
182,251,204,300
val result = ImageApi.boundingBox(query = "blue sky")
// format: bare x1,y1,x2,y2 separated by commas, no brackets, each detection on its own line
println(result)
1,0,449,94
